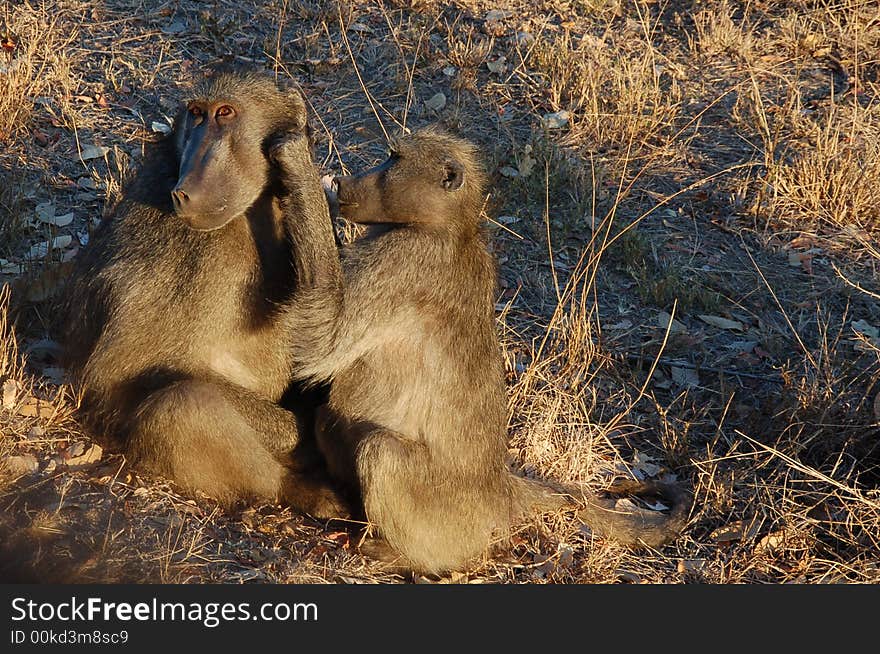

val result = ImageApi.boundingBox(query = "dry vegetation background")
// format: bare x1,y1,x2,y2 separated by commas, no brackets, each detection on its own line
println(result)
1,0,879,583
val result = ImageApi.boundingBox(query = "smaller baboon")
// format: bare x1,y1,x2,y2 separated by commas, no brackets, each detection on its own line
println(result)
273,127,689,574
59,68,348,518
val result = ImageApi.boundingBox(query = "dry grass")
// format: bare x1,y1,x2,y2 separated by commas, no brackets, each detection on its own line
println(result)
1,0,879,583
765,102,880,238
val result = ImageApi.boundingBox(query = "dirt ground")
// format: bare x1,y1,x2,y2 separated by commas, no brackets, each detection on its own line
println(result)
1,0,879,583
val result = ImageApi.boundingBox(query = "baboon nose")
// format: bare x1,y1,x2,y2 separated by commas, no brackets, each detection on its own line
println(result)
171,187,190,211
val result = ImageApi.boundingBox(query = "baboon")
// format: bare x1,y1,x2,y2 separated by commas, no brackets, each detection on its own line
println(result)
59,68,348,517
272,126,690,574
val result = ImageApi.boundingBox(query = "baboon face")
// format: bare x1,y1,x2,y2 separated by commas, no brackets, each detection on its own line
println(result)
171,70,308,231
332,128,483,228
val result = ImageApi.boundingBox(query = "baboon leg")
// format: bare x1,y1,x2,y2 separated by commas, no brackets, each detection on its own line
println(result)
128,379,349,517
220,384,352,519
357,430,493,574
128,379,288,504
317,415,493,574
356,536,415,577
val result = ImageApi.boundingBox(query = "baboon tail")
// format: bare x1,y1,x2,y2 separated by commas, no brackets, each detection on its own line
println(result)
576,480,692,548
511,474,576,514
512,474,691,548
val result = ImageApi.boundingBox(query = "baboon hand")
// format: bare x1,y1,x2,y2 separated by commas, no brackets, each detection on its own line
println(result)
269,130,313,178
321,175,341,218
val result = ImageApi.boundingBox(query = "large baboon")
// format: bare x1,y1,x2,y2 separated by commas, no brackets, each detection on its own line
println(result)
59,68,347,517
272,127,690,574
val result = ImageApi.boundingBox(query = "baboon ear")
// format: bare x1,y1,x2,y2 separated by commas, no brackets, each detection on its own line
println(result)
283,84,309,133
441,159,464,191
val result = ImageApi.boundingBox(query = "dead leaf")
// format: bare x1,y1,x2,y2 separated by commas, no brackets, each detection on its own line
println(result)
852,319,880,352
787,251,813,274
6,454,38,476
36,203,73,228
788,235,815,249
541,110,571,129
656,311,686,334
698,314,744,331
710,520,760,544
33,129,50,146
35,202,54,224
616,569,642,583
486,57,507,75
632,449,661,479
0,259,22,275
1,33,17,54
66,443,103,469
515,31,535,46
605,319,633,330
16,396,54,418
325,531,350,548
499,166,519,178
852,319,879,342
79,144,109,161
424,92,446,111
670,365,699,388
151,121,172,135
613,498,642,513
484,9,513,22
650,368,672,390
2,379,20,409
483,10,511,36
161,20,186,35
29,235,72,259
677,559,707,573
753,529,794,555
518,145,536,177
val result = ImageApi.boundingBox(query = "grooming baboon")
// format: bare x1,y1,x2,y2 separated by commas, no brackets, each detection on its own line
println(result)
272,127,689,574
59,68,348,517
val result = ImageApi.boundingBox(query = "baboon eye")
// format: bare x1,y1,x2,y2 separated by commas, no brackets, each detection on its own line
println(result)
216,105,235,119
189,106,203,120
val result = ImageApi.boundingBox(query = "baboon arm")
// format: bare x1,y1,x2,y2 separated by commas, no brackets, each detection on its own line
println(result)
276,140,341,290
274,135,346,370
315,406,427,487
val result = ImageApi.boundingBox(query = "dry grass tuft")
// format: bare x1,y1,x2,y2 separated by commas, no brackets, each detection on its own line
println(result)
766,104,880,237
0,4,79,139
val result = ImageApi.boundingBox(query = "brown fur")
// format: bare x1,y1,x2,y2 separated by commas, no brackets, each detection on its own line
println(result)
58,68,348,517
274,127,690,573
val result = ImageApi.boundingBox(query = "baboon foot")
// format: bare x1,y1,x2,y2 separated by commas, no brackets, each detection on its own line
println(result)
281,471,353,520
